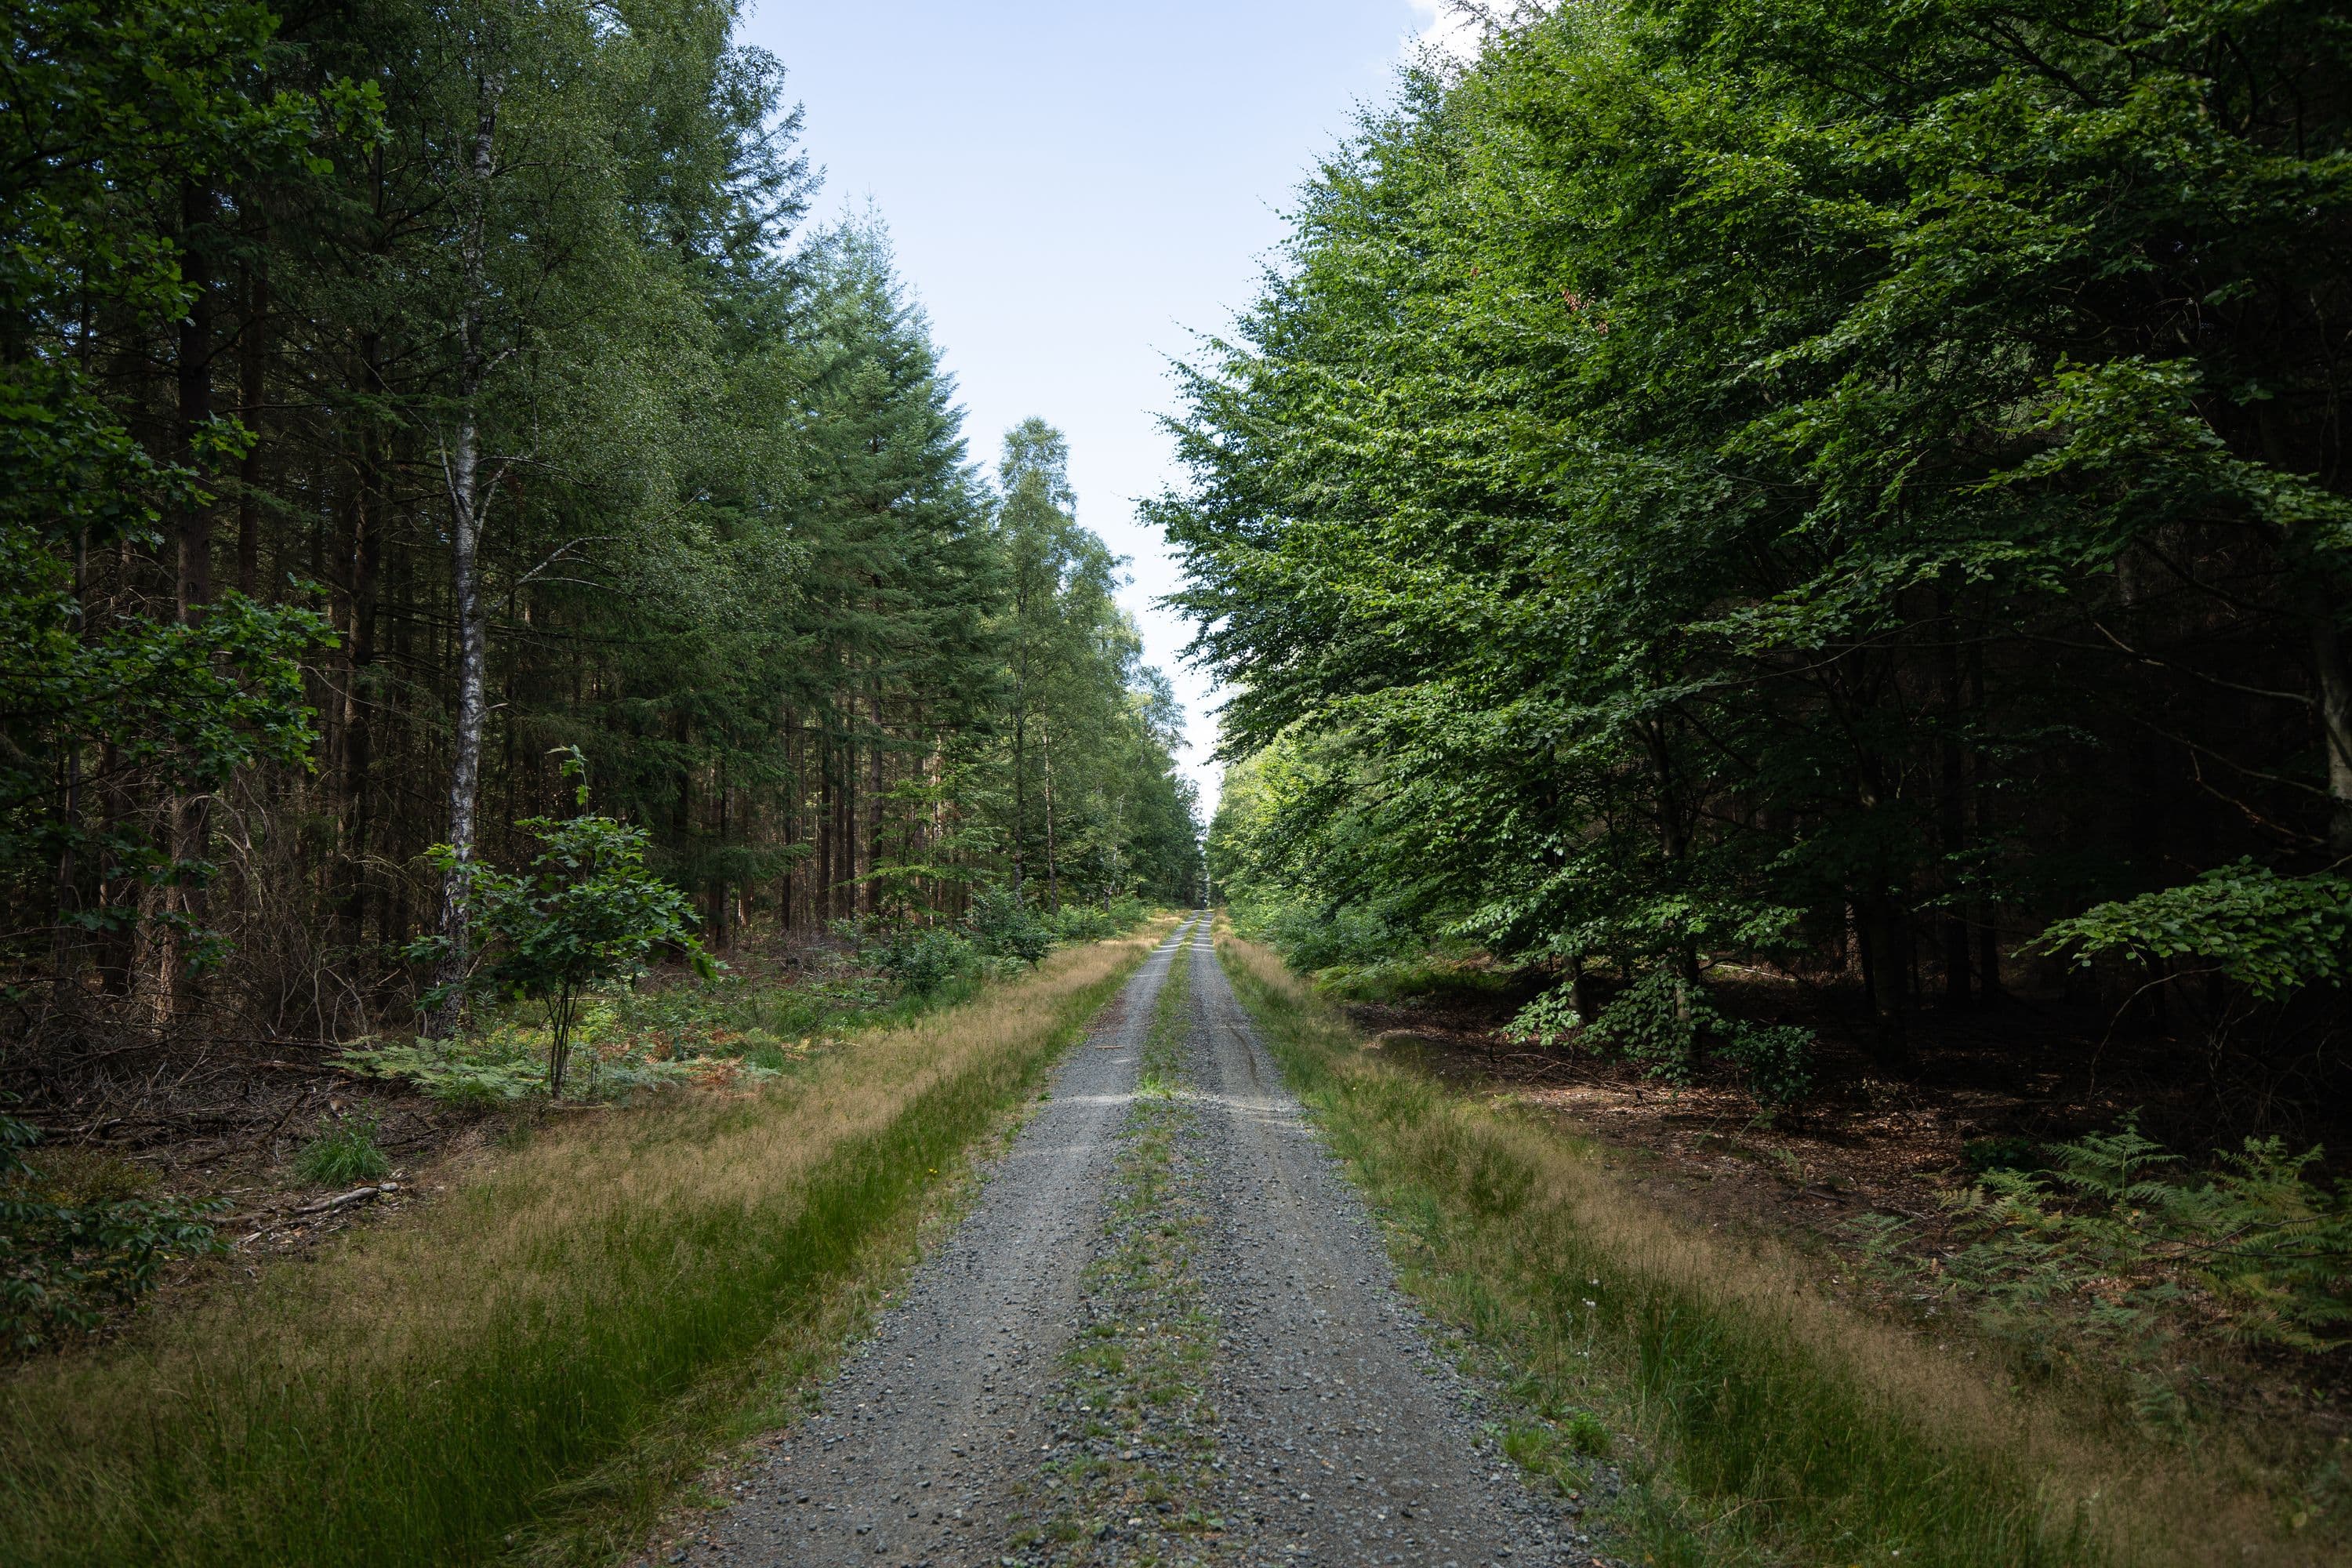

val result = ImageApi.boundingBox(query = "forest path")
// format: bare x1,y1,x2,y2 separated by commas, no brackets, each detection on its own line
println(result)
691,918,1575,1568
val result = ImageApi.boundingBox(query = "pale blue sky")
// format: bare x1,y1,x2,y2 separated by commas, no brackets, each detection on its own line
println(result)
736,2,1468,810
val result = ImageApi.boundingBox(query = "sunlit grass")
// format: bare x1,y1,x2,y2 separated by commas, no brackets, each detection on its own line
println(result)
1217,929,2319,1568
0,924,1171,1568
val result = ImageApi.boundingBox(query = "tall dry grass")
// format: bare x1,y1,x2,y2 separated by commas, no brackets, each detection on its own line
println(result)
1217,931,2316,1568
0,924,1170,1568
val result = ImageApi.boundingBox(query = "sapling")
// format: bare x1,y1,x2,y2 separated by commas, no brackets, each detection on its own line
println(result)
412,750,710,1098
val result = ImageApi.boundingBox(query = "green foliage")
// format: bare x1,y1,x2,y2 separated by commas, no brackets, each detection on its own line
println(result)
1502,985,1583,1049
5,0,1201,1023
1719,1023,1817,1116
1581,971,1708,1086
967,884,1052,966
338,1038,550,1105
2037,864,2352,1000
289,1112,390,1186
1316,955,1519,1007
418,751,710,1098
1236,893,1407,974
1041,895,1148,946
874,924,979,996
1860,1120,2352,1367
2,0,359,973
0,1112,225,1352
1510,969,1816,1109
1962,1135,2046,1176
1172,0,2352,1047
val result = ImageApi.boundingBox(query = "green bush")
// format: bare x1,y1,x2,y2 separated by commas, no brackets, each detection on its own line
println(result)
1,1113,226,1352
1044,904,1119,943
875,924,979,995
2038,862,2352,1001
339,1037,553,1104
967,884,1051,965
292,1112,392,1186
1508,967,1814,1109
1247,898,1406,972
1718,1022,1815,1112
411,749,711,1099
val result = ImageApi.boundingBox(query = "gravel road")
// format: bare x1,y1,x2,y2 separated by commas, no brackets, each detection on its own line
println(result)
684,917,1595,1568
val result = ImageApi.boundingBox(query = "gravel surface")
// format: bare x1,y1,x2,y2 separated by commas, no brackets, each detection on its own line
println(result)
681,918,1596,1568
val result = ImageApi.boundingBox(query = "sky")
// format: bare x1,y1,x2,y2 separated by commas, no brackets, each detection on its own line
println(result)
735,2,1473,815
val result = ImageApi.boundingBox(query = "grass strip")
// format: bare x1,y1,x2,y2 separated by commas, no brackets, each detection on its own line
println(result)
1028,928,1223,1564
1214,931,2299,1568
0,926,1167,1568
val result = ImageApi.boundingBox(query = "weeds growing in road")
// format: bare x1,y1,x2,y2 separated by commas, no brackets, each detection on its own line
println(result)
1029,929,1224,1566
0,926,1167,1568
1216,930,2331,1568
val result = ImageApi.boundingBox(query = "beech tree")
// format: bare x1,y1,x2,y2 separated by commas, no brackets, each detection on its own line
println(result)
1165,0,2350,1081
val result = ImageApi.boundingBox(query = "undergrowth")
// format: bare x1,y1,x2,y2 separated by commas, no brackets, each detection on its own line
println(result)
1847,1120,2352,1444
289,1112,392,1186
1216,929,2331,1568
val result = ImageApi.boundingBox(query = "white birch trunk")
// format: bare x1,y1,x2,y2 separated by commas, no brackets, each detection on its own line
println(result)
431,76,500,1036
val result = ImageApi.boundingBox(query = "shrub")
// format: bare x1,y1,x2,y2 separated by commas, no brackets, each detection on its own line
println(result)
1246,898,1405,972
1718,1021,1814,1112
1044,904,1119,943
2037,862,2352,1000
1,1112,226,1352
876,924,978,995
967,884,1051,965
292,1112,391,1185
412,748,711,1098
339,1037,550,1104
1508,966,1815,1109
1501,983,1585,1047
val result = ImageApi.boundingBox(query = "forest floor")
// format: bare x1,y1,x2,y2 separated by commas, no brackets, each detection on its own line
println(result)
2,928,962,1296
1327,960,2352,1458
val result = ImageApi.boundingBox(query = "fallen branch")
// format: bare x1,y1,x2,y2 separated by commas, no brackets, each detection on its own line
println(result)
294,1183,397,1217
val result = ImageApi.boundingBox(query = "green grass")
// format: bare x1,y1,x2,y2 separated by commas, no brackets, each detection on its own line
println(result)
1214,932,2293,1568
1308,952,1530,1007
0,928,1167,1568
289,1112,392,1186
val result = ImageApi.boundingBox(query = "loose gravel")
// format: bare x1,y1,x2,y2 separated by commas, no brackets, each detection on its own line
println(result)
680,919,1599,1568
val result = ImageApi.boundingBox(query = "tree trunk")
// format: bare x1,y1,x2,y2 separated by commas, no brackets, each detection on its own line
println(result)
140,180,218,1022
1040,713,1058,912
235,260,267,599
866,686,885,918
175,180,215,620
1010,702,1027,895
432,80,501,1036
2307,584,2352,856
1936,585,1971,1007
336,336,383,942
1860,900,1914,1073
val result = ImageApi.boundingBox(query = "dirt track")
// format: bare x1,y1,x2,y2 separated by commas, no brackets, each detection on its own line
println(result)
687,917,1592,1567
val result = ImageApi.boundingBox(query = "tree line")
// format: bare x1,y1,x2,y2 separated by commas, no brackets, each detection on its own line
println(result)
4,0,1201,1049
1165,0,2349,1102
